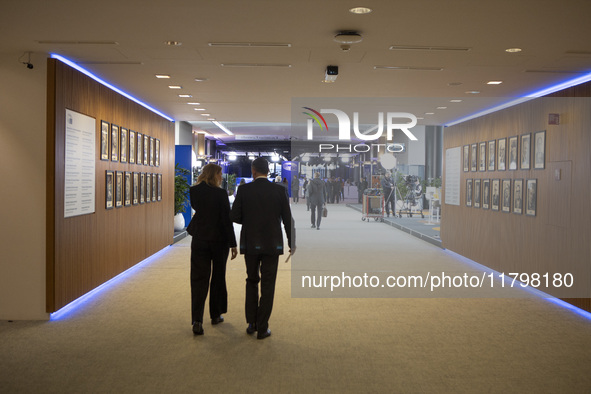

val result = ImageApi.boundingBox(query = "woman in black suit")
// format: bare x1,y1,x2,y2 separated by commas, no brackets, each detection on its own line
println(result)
187,164,237,335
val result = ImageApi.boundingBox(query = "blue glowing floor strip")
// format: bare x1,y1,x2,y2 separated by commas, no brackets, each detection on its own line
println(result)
50,246,172,320
445,71,591,127
443,249,591,322
50,54,174,122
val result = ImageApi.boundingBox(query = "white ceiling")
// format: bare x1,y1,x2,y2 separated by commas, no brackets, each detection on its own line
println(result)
3,0,591,141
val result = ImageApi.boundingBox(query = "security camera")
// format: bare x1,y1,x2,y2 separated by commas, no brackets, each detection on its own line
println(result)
26,62,34,69
324,65,338,83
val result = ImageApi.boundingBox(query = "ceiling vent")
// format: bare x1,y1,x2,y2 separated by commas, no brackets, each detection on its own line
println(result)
208,42,291,48
389,45,471,52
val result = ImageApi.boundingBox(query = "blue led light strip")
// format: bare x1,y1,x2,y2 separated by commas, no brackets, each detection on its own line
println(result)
443,249,591,322
445,71,591,127
50,245,172,320
50,54,174,122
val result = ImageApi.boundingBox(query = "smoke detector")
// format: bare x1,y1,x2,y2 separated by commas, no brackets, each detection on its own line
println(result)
334,31,363,51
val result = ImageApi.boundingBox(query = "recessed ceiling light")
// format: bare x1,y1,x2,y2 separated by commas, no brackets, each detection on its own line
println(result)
187,102,200,105
207,118,216,121
194,78,209,82
164,40,182,46
194,108,206,111
155,74,170,79
168,85,182,89
178,94,192,98
436,107,447,110
200,113,211,116
465,90,480,94
505,48,522,53
425,112,435,115
450,99,463,102
416,117,424,120
487,81,503,85
349,7,372,14
448,82,463,86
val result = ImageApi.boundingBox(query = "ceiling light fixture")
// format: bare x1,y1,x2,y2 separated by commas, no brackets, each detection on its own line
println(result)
155,74,170,79
221,63,292,68
194,108,206,111
211,120,234,136
349,7,372,14
200,113,211,116
465,90,480,94
178,94,192,98
436,107,447,110
374,66,443,71
389,45,471,52
505,48,522,53
164,40,182,46
450,99,463,102
194,78,209,82
208,42,291,48
168,85,182,89
487,81,503,85
187,102,200,105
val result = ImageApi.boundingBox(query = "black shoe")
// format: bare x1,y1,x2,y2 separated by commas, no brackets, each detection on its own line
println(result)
246,323,257,335
316,227,320,230
257,329,271,340
192,322,204,335
311,224,316,228
211,316,224,325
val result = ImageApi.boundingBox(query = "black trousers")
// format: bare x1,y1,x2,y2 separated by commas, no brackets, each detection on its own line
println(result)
244,254,279,333
310,203,323,228
383,188,395,215
190,237,229,324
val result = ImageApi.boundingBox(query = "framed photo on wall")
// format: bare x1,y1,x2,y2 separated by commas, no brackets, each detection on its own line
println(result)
149,137,155,166
115,171,123,208
478,142,486,172
463,145,469,172
100,120,110,161
466,179,473,207
129,130,136,165
155,139,160,167
508,136,518,170
513,179,523,215
482,179,490,209
491,179,500,211
124,172,131,206
120,127,128,163
152,173,157,202
140,173,145,204
137,132,143,165
534,130,546,169
133,172,139,205
146,172,151,203
474,179,481,208
526,179,537,216
501,179,511,212
520,133,531,170
157,174,162,201
105,170,114,209
143,134,149,165
111,124,119,162
497,138,506,171
487,140,495,171
470,144,477,172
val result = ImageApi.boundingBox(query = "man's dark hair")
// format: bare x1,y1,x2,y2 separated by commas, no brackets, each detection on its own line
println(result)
251,157,269,175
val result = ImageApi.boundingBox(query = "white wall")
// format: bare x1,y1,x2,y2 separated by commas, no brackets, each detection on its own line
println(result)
175,121,193,146
406,125,426,166
0,52,49,319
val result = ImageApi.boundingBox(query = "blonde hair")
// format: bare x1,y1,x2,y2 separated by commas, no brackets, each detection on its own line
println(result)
197,163,222,187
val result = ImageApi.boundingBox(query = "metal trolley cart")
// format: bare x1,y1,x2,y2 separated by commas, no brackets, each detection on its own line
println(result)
362,188,384,222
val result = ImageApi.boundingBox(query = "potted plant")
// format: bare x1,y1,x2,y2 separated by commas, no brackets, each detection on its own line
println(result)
174,163,191,231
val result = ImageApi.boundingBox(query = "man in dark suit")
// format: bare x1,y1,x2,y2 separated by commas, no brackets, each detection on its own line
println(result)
230,158,295,340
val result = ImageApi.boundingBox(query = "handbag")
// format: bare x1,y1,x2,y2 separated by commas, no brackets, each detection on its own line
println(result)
322,206,328,217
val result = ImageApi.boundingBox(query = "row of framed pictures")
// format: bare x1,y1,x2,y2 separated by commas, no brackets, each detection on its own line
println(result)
463,130,545,172
100,120,160,167
466,178,537,216
105,171,162,209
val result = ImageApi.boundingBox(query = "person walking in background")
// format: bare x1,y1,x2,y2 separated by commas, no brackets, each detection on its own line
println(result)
303,177,310,211
186,164,238,336
291,175,300,203
230,158,295,340
308,172,327,230
357,177,368,204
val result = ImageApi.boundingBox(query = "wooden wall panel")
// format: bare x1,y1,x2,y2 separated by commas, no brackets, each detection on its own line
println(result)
442,90,591,311
47,59,174,312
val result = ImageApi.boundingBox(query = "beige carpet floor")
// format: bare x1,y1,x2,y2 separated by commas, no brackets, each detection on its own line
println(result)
1,203,590,393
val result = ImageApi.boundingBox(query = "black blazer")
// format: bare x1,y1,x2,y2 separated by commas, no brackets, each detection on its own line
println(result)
231,178,295,255
187,182,237,248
